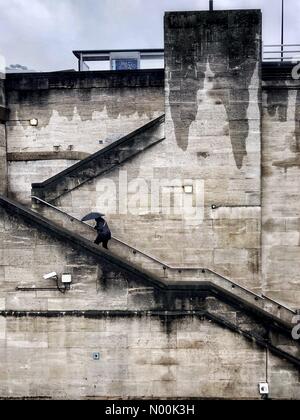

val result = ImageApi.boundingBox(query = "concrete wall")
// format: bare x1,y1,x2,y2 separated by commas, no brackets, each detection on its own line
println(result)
164,10,262,290
262,79,300,307
5,70,164,203
8,160,79,204
0,78,7,195
1,315,299,400
0,205,299,400
0,124,6,196
56,11,262,292
2,9,300,400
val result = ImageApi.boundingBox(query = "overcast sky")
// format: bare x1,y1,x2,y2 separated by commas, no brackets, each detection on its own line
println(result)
0,0,299,71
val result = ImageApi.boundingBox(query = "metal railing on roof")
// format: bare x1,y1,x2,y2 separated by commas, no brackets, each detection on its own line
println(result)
263,44,300,62
73,49,165,72
74,45,300,70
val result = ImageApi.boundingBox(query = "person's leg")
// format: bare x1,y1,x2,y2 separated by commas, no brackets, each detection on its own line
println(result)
102,240,109,250
94,234,102,245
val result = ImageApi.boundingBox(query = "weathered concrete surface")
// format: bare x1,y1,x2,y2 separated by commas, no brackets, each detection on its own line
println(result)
8,160,79,205
5,70,164,155
54,11,262,293
5,71,164,204
1,8,300,400
0,314,299,400
165,10,261,165
0,125,6,196
0,79,7,195
0,201,300,399
32,115,165,203
262,79,300,307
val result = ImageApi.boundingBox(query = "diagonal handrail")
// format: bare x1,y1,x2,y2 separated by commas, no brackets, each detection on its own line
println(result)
32,115,165,190
31,195,297,316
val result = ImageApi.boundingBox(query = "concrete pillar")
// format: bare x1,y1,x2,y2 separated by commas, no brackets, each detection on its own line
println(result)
164,10,262,288
0,77,8,195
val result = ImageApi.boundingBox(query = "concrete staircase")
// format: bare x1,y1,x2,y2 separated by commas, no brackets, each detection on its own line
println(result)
32,115,165,203
1,194,300,369
25,113,300,368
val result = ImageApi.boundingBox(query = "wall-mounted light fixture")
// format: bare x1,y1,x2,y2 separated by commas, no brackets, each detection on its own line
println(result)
62,274,72,290
29,118,38,127
184,185,193,194
8,118,39,126
259,382,269,399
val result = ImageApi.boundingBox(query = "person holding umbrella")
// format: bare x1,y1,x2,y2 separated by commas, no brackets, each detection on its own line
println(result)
81,212,112,250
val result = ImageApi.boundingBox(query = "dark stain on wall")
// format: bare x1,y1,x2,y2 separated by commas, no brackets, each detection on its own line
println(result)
165,11,261,169
0,79,5,107
267,89,289,122
7,87,163,130
5,70,165,130
272,89,300,170
247,249,260,275
273,155,300,171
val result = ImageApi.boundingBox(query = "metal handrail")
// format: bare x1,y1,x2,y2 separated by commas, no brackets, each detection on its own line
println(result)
264,51,300,54
31,195,297,314
31,195,170,268
264,44,300,47
261,295,296,313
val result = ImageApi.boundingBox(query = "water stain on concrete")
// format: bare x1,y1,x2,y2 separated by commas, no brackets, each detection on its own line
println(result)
266,89,289,122
273,155,300,171
9,88,162,131
166,11,260,169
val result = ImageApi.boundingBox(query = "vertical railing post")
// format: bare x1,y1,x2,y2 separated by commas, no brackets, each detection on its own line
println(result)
281,0,284,62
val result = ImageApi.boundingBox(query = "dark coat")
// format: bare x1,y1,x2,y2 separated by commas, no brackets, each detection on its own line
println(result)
95,217,112,241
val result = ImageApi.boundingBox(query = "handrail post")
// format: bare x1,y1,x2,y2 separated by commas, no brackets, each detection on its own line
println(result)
281,0,284,62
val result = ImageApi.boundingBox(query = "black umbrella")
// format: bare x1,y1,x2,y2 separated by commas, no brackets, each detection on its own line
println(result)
81,212,105,222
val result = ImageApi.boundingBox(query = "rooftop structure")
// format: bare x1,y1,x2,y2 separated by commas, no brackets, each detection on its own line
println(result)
73,49,164,71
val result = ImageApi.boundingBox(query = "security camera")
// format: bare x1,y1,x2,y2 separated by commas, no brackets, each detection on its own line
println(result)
43,272,58,280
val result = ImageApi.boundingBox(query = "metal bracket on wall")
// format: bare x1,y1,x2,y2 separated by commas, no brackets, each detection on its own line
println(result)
16,276,69,295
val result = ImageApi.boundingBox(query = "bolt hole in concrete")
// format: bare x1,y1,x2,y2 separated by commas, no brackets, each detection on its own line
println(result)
93,353,100,361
